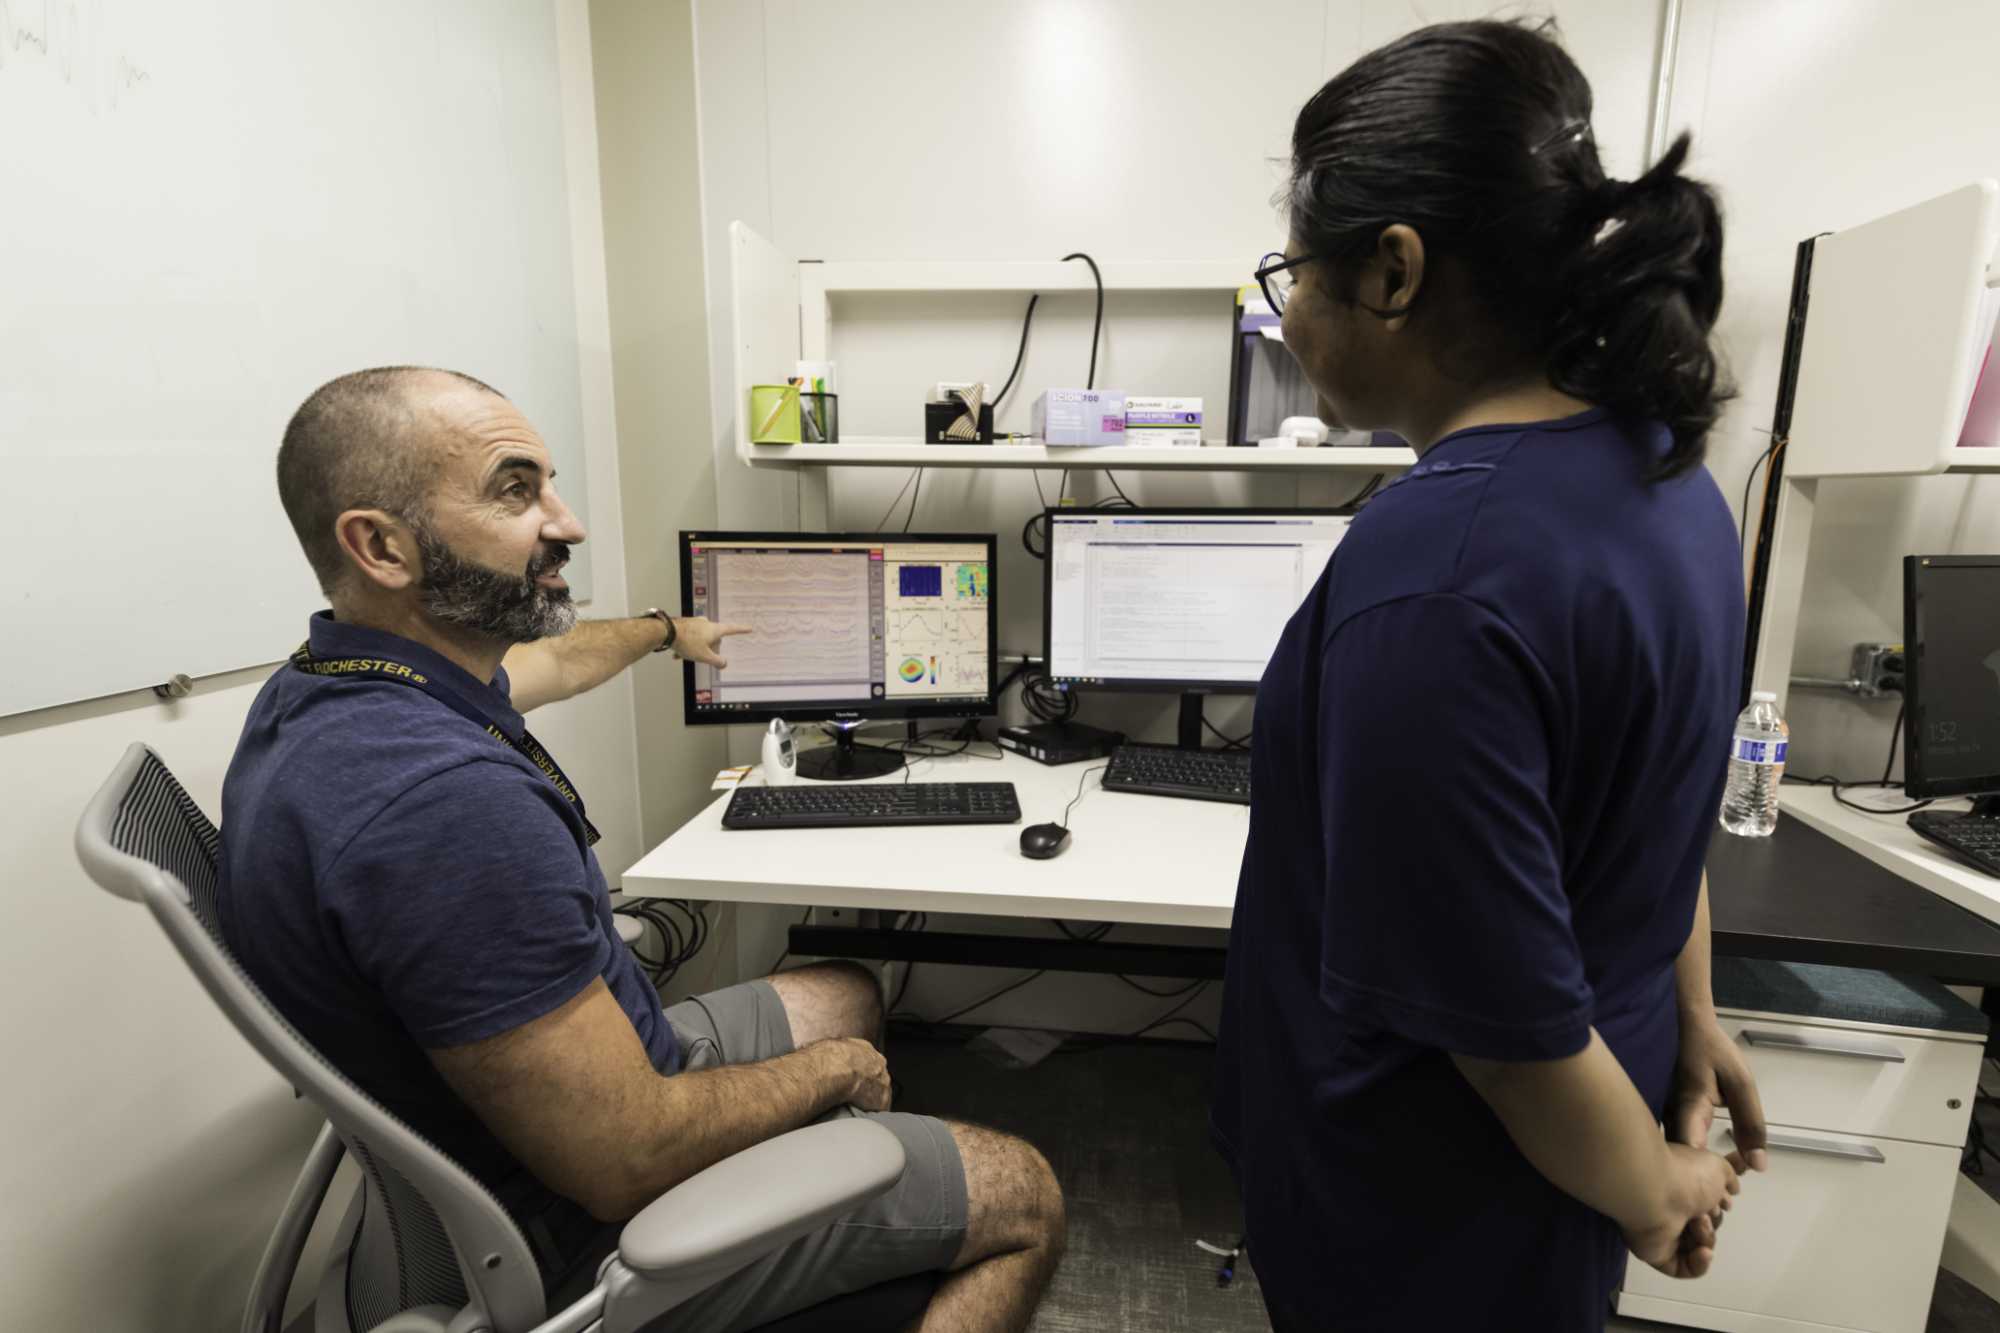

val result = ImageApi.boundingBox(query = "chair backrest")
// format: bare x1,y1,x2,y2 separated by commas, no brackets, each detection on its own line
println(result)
76,743,547,1333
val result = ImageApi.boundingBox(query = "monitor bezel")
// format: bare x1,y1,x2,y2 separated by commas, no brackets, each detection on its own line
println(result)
1040,505,1353,696
1902,553,2000,799
678,530,1000,729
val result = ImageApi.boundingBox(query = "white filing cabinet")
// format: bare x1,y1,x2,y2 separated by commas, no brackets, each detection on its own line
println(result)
1617,963,1987,1333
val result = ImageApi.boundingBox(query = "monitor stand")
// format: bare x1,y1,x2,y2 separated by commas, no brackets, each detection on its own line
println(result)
1970,794,2000,818
796,723,906,782
1178,693,1209,751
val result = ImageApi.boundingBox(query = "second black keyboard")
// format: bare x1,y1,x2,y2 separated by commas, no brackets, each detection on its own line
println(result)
1909,809,2000,878
722,782,1022,829
1102,742,1252,805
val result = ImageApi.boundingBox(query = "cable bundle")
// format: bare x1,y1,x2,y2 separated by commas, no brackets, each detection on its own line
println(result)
613,897,711,991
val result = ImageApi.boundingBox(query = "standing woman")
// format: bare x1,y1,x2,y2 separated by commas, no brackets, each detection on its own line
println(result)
1212,20,1769,1331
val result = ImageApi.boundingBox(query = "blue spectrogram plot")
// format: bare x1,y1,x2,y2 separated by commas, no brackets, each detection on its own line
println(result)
899,565,943,597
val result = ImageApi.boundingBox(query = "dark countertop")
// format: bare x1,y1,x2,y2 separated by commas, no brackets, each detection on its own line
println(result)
1709,817,2000,984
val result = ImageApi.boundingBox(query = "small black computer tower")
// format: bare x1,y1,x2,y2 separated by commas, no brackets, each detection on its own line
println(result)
996,721,1124,766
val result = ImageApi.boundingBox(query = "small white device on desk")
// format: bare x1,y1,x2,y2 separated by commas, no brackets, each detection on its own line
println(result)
761,719,796,786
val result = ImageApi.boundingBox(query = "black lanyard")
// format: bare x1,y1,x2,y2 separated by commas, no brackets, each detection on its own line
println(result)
290,644,601,847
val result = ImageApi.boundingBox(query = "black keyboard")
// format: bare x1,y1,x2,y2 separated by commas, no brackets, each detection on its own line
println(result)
1910,810,2000,877
722,782,1022,829
1102,742,1252,805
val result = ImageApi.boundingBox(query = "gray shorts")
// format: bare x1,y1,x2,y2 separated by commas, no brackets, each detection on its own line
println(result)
567,978,967,1333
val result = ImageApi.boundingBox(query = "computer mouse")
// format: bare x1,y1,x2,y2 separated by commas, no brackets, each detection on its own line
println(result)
1019,822,1072,860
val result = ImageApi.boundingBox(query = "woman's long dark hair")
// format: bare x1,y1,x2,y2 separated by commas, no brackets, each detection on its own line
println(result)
1287,19,1730,479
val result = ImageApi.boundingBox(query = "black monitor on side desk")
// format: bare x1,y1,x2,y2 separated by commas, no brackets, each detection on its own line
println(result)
1903,555,2000,815
1042,508,1351,748
680,531,998,780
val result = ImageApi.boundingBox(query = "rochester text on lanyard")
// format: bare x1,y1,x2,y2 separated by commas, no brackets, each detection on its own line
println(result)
290,645,601,846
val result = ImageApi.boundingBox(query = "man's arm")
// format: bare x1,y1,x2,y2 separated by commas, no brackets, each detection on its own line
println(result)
430,979,889,1222
1455,1034,1740,1278
503,615,749,713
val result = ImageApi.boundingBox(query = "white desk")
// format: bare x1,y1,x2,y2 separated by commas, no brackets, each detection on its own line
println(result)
1773,787,2000,1316
622,748,1246,927
1778,785,1996,926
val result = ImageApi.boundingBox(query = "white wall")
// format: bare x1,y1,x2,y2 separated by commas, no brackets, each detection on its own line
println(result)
689,0,1666,1026
1665,0,2000,781
0,5,639,1327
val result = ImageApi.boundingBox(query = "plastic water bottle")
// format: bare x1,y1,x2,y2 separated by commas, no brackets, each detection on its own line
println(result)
1719,691,1788,837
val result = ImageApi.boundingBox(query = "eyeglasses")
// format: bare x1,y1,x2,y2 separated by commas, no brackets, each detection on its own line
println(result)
1254,251,1318,314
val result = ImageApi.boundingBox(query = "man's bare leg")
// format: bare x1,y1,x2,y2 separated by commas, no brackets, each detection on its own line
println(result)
766,959,883,1046
910,1120,1065,1333
769,964,1065,1329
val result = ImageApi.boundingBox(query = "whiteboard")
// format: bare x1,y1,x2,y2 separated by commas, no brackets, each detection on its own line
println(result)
0,0,592,717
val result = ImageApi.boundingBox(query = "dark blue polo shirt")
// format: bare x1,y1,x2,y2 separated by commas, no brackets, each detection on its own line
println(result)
218,613,675,1229
1212,409,1743,1330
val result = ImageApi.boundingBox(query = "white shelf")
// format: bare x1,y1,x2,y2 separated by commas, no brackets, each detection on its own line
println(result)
1946,445,2000,472
803,259,1246,297
740,439,1417,472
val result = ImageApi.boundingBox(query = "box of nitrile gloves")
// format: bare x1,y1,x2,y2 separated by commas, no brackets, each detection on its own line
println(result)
1124,396,1204,448
1032,389,1127,446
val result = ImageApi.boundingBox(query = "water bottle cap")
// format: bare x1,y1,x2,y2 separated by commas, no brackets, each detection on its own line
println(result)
1751,691,1777,702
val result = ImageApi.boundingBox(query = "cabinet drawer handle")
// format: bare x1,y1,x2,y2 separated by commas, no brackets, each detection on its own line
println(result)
1730,1128,1886,1164
1741,1029,1906,1064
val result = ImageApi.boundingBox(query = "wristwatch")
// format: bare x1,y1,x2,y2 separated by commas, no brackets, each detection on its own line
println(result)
643,607,677,654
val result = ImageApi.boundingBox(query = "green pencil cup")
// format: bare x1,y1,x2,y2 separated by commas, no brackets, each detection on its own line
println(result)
750,384,801,444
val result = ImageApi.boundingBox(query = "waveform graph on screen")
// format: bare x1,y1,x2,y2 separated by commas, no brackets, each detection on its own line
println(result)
711,551,873,687
883,557,990,698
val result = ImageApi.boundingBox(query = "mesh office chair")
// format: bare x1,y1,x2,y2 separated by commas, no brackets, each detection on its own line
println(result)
76,742,938,1333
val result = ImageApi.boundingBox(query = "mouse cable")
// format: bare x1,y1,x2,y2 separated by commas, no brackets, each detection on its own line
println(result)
1061,762,1110,829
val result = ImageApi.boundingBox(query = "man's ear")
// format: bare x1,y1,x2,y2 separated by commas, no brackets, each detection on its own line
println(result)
334,509,420,592
1369,223,1426,331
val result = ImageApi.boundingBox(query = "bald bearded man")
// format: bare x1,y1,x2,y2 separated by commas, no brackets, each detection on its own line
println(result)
217,367,1063,1332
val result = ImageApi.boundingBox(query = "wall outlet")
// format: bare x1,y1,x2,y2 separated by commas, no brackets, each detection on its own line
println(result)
1851,642,1906,698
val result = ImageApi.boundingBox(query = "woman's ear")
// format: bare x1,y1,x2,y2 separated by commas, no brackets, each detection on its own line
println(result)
1371,224,1426,330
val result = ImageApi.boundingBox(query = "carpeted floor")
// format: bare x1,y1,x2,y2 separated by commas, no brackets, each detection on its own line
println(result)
890,1028,1269,1332
887,1027,2000,1333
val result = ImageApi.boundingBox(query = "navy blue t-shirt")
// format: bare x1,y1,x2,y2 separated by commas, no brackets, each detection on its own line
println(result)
219,613,676,1229
1212,410,1743,1330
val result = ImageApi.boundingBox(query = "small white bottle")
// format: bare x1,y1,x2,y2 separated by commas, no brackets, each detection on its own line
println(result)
1719,691,1788,837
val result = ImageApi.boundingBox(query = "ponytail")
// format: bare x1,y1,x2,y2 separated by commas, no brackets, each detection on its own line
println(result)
1550,134,1730,479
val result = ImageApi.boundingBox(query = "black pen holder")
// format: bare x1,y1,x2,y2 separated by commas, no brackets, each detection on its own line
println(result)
800,392,839,443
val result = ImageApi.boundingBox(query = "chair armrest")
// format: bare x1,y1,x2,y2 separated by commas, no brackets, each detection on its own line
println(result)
617,1117,906,1281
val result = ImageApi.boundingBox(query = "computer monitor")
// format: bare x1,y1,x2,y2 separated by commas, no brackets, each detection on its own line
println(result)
1043,507,1351,745
1903,554,2000,810
680,531,998,780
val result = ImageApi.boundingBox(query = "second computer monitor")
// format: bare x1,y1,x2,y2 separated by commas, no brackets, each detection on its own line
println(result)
1903,554,2000,801
1044,508,1351,692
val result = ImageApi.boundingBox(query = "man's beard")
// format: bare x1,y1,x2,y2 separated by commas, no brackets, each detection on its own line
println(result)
412,523,576,643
